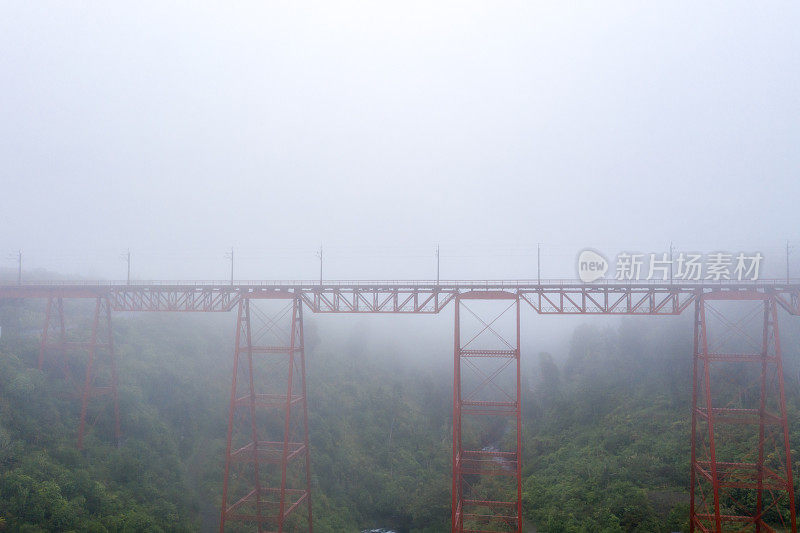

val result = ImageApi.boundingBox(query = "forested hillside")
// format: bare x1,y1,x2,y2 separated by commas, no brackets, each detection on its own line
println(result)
0,300,798,532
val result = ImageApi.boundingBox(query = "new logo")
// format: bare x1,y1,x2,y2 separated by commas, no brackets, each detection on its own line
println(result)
578,250,608,283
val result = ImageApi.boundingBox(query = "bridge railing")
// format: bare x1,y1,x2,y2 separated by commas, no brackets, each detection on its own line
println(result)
1,278,798,288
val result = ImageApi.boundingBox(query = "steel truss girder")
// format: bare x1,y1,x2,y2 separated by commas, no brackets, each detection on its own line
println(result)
109,286,239,312
4,283,799,315
519,287,695,314
300,287,457,313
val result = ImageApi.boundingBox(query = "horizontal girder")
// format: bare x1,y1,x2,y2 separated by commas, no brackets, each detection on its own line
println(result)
1,281,798,315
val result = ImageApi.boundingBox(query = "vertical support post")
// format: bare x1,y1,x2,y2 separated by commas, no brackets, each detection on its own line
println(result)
451,295,462,532
297,300,314,530
219,299,245,533
38,297,53,370
57,299,67,379
243,299,262,522
103,298,121,446
756,299,769,533
278,299,298,531
38,297,66,374
37,296,72,381
689,295,700,533
77,298,102,449
771,297,797,533
514,295,522,531
699,298,722,531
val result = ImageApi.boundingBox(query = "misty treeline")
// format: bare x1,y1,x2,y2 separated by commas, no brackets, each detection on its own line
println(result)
0,299,799,532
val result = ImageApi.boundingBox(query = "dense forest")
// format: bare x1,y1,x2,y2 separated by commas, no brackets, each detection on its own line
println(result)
0,298,799,532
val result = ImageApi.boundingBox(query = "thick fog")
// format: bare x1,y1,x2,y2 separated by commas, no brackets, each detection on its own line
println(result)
3,7,800,532
1,2,798,282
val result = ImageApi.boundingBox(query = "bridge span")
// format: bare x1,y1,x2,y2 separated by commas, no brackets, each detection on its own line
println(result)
1,279,798,533
1,279,799,314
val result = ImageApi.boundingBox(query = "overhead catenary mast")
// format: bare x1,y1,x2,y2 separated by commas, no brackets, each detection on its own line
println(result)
436,244,440,285
225,248,234,285
123,249,131,284
317,245,323,285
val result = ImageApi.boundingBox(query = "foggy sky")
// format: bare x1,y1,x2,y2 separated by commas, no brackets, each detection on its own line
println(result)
1,2,798,281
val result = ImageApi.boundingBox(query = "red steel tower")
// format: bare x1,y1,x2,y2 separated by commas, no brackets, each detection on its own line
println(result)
219,295,313,532
690,291,796,532
452,292,523,532
38,296,120,448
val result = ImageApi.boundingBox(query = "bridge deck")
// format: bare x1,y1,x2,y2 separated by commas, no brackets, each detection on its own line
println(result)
1,280,798,315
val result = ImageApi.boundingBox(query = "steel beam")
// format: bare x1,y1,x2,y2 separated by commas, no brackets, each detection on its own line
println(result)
3,281,799,315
